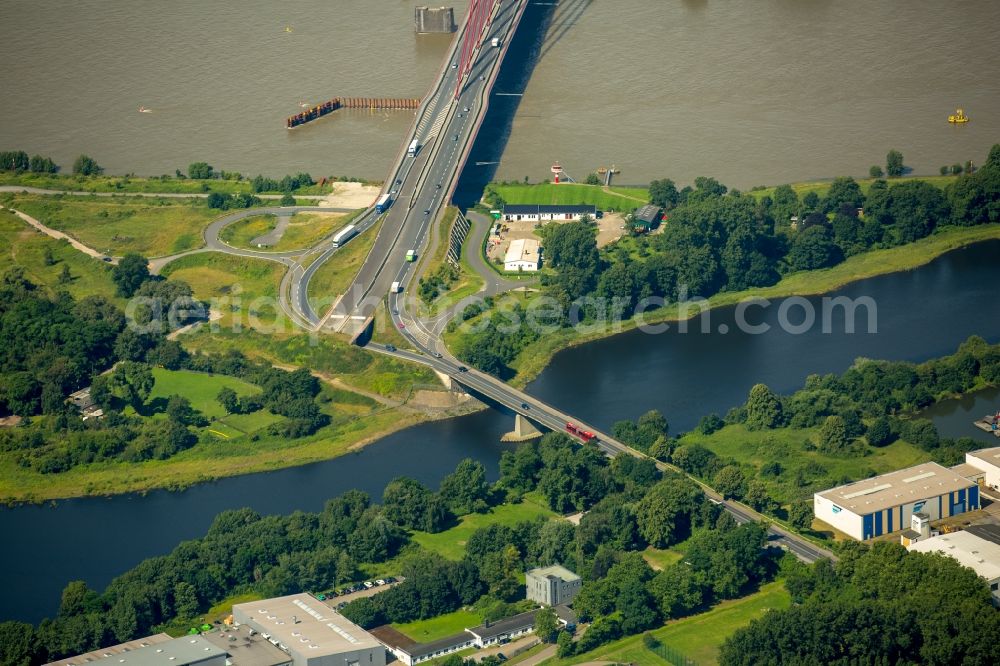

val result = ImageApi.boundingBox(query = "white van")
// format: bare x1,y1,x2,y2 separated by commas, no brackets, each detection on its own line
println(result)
391,281,402,293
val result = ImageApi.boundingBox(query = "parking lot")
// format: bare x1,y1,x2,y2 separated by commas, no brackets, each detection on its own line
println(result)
317,576,405,611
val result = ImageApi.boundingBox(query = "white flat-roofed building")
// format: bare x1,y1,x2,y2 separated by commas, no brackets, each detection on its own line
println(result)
233,594,385,666
525,565,581,606
907,526,1000,605
814,462,980,540
965,446,1000,490
504,238,540,272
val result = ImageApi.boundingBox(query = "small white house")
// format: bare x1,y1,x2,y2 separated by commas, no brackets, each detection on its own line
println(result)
501,204,596,222
504,238,540,272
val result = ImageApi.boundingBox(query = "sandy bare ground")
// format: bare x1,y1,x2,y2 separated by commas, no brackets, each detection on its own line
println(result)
2,205,114,262
487,215,626,262
318,182,381,209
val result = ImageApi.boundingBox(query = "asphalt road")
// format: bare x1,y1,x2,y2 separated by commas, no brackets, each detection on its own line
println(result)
310,0,528,334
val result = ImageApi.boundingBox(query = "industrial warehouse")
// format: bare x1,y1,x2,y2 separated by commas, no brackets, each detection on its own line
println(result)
813,461,981,540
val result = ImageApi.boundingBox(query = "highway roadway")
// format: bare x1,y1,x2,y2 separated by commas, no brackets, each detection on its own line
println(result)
163,0,834,564
311,0,528,336
368,337,836,564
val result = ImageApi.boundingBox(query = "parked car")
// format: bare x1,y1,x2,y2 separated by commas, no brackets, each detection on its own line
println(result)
376,579,386,586
385,344,396,352
363,581,374,589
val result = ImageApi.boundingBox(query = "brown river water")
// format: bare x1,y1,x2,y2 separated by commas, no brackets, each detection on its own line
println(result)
2,0,998,188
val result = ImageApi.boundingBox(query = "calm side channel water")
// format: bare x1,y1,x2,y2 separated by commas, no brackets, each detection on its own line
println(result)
1,240,999,624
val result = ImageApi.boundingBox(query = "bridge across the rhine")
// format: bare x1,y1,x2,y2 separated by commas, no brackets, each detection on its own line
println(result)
291,0,835,564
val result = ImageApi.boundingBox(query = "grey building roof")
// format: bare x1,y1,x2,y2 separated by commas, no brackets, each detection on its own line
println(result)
201,625,291,666
634,205,662,225
502,204,597,215
966,524,1000,546
467,610,539,641
527,565,580,583
553,605,577,625
51,637,225,666
46,635,174,666
408,633,474,659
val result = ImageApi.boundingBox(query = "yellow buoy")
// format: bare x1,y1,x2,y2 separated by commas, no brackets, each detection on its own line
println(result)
948,108,969,124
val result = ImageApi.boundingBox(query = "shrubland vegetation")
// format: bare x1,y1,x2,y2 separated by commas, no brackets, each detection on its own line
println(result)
2,193,221,257
456,145,1000,379
0,151,362,195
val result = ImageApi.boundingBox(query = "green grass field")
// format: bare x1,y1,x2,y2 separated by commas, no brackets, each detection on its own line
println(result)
0,207,120,302
5,193,219,257
307,217,383,313
275,212,349,251
159,252,286,328
393,609,483,642
492,183,649,212
642,547,685,571
220,214,278,249
179,324,439,401
678,424,931,504
410,494,558,560
147,368,261,420
545,581,791,666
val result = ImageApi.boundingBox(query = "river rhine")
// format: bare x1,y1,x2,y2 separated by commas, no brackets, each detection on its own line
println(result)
1,1,998,187
2,241,999,624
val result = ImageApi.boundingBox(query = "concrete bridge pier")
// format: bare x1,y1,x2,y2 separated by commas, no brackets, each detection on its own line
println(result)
434,369,455,390
501,413,543,442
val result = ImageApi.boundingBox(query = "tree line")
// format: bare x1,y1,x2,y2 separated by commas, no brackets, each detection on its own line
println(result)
719,541,1000,664
609,336,1000,530
458,145,1000,377
0,429,769,665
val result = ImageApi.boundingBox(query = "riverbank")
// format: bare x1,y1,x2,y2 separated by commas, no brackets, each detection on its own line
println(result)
500,223,1000,387
0,396,486,505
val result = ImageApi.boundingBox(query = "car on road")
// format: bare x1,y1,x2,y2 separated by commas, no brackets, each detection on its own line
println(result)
451,63,457,69
395,179,401,184
385,344,396,352
424,209,431,215
102,256,112,262
391,308,399,315
521,402,529,410
398,322,405,329
435,183,441,189
463,107,470,113
453,134,459,141
458,366,468,372
433,352,442,358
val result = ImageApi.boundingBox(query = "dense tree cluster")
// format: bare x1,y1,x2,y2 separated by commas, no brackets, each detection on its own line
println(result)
459,146,1000,376
250,173,315,193
0,271,126,416
728,336,1000,464
0,494,395,665
206,192,262,210
719,542,1000,665
72,155,103,176
0,150,59,174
